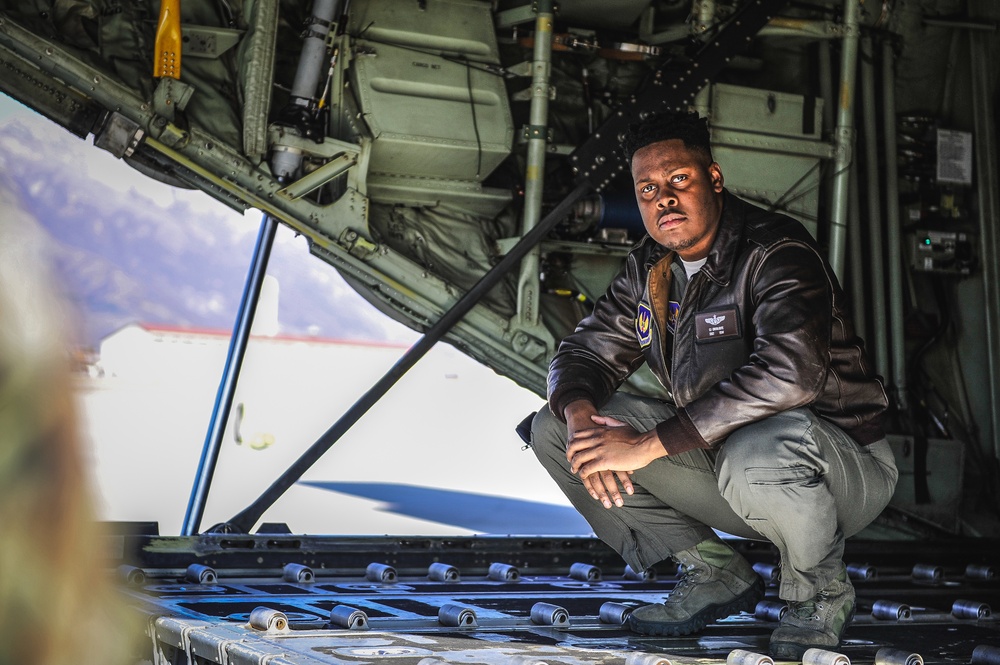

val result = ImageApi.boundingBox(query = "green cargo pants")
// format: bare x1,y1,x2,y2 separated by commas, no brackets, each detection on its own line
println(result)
531,392,898,601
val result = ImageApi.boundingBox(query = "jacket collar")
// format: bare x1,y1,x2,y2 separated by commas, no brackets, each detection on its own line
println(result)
700,189,744,287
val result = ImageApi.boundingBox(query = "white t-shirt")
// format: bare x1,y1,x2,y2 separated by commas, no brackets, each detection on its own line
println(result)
679,256,707,279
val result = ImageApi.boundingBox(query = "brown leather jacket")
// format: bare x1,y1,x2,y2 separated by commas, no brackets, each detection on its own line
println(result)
548,191,888,455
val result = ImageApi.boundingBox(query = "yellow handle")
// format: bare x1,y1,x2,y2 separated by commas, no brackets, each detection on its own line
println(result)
154,0,182,79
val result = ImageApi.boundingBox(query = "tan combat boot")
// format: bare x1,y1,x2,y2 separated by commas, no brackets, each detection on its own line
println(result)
627,539,765,636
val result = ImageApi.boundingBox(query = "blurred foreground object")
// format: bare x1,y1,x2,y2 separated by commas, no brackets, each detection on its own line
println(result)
0,178,136,665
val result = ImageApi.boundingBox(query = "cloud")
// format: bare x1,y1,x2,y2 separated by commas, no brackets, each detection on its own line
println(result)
0,110,416,346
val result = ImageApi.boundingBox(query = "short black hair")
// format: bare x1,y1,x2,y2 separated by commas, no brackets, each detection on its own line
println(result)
620,111,713,164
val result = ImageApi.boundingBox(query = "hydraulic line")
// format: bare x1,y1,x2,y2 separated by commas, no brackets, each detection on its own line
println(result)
516,0,555,330
182,214,277,536
826,0,861,279
182,0,342,535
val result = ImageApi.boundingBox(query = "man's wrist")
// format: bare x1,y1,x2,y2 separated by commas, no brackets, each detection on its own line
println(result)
554,390,596,423
641,429,669,461
563,398,595,421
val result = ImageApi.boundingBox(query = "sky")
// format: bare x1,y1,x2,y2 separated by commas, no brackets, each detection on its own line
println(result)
0,90,417,345
0,94,34,122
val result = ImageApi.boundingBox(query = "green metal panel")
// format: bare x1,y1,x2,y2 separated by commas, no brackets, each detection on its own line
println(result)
712,82,823,139
346,0,512,182
709,84,826,237
350,47,513,181
348,0,502,64
366,174,511,216
713,145,822,238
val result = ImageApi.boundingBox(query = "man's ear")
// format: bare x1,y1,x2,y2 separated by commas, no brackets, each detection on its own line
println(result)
710,162,724,192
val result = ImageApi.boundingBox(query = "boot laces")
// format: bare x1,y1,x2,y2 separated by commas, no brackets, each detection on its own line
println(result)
668,564,703,601
790,583,839,622
789,598,821,621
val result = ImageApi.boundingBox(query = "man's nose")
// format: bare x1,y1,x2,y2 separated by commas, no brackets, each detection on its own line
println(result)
656,189,678,209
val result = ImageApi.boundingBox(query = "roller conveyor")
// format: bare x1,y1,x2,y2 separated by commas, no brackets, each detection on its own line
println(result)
114,531,999,665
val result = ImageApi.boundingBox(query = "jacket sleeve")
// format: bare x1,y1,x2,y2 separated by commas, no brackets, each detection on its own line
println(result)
547,253,648,421
680,241,834,445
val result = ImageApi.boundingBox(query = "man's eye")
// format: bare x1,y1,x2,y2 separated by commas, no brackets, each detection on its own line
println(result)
671,175,688,184
641,184,655,194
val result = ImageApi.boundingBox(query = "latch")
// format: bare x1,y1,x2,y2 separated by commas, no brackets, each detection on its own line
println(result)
340,228,378,260
93,112,145,159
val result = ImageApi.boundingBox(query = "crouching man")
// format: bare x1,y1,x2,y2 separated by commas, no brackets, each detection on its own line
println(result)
532,111,897,658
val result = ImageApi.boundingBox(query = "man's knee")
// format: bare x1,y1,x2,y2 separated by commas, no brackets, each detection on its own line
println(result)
531,407,568,463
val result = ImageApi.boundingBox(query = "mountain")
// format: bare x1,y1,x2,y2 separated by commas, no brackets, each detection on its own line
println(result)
0,109,415,347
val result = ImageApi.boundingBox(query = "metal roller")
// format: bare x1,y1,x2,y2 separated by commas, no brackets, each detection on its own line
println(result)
626,653,672,665
428,563,460,582
282,563,314,583
966,564,996,580
802,648,851,665
488,562,520,582
847,563,877,580
754,600,788,622
875,648,924,665
911,563,942,581
972,645,1000,665
117,565,146,586
438,604,477,628
569,562,602,582
727,649,774,665
530,602,569,626
753,563,780,585
624,565,656,581
329,605,369,630
599,602,634,625
365,563,397,583
249,606,288,632
872,600,912,620
185,563,217,584
952,599,992,620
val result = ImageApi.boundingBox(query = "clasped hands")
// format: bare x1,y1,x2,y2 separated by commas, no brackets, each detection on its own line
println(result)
563,400,665,510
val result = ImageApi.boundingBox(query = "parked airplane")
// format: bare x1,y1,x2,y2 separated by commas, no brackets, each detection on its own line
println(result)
0,1,997,664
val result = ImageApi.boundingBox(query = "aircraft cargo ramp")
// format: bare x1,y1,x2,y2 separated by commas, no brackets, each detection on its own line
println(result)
115,531,999,665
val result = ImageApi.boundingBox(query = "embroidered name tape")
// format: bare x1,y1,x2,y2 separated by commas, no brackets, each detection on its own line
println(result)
636,302,653,348
695,306,740,342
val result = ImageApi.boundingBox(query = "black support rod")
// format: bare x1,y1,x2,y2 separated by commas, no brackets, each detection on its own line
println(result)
182,213,278,536
224,183,589,534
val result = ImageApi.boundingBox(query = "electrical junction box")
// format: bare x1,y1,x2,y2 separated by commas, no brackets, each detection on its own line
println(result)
709,83,825,238
909,229,976,275
347,0,513,183
711,83,823,139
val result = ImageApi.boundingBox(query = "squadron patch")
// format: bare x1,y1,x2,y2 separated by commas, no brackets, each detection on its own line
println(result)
667,301,680,335
636,302,653,348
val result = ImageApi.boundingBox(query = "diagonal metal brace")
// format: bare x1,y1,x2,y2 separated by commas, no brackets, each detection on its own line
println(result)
570,0,790,192
219,183,590,535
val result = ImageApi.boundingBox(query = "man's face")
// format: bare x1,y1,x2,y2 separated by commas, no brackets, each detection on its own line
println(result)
630,138,724,261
